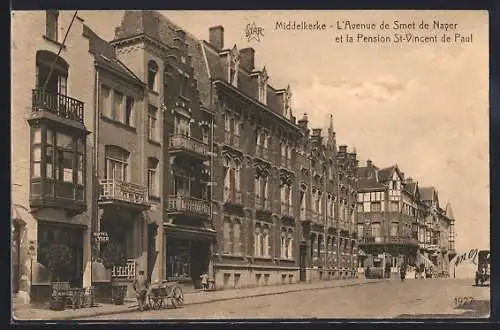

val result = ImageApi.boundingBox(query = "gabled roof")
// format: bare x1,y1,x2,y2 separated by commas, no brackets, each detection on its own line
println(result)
83,24,144,86
445,202,455,220
419,187,439,205
403,181,418,196
113,10,211,105
377,165,399,182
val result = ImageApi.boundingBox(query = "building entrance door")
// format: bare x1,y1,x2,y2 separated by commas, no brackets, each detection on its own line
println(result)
299,243,307,282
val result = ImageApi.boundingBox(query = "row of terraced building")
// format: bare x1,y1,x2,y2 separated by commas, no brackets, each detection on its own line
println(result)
11,10,455,304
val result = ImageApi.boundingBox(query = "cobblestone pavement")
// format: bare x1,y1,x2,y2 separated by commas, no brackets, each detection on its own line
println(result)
12,278,380,321
77,279,489,320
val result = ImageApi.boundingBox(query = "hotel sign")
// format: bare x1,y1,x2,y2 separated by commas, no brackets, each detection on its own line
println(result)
93,232,109,242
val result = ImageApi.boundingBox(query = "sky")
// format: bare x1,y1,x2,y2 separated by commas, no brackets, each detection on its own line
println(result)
78,10,489,251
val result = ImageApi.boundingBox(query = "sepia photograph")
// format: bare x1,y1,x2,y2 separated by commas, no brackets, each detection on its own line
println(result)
11,9,490,321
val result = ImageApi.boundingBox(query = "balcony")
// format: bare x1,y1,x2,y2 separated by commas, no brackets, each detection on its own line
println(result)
252,194,271,211
358,236,418,246
111,259,136,280
223,189,243,205
169,134,210,159
32,89,84,123
98,179,149,208
224,131,241,149
167,195,211,217
256,145,270,161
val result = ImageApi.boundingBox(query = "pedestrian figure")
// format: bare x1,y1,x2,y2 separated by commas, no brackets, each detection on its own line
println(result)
200,272,209,291
400,262,407,282
419,263,425,279
133,270,150,311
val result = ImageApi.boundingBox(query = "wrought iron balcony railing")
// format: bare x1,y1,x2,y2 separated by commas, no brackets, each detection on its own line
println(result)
32,89,84,123
111,259,136,280
358,236,418,245
167,195,211,217
99,179,148,206
169,134,209,157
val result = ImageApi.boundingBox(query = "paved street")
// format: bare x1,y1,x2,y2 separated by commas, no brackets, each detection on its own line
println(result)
79,279,489,320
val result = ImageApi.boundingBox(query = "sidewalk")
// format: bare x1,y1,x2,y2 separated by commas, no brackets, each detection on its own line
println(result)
12,278,381,321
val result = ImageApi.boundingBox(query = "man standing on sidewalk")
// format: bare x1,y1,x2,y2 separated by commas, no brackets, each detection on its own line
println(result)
133,270,150,311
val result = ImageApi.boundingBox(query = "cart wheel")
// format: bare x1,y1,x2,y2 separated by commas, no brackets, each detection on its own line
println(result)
171,286,184,308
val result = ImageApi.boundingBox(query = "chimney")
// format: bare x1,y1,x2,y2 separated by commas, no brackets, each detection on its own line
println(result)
339,145,347,153
239,47,255,71
406,177,413,183
209,26,224,50
367,159,372,168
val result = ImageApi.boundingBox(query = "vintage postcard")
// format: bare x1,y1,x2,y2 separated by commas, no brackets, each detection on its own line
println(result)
11,10,489,321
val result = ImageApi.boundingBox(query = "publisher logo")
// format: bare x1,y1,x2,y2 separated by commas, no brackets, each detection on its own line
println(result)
245,22,264,42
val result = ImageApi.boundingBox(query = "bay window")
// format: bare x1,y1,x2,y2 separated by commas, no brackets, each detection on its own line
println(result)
30,125,86,208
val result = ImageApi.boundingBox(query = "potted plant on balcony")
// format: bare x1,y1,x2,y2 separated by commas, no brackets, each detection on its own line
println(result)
102,242,127,305
41,243,73,310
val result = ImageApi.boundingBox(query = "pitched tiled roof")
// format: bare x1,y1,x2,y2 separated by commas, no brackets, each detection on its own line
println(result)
83,24,143,85
114,10,211,107
201,39,291,121
377,166,395,182
358,178,385,190
418,187,436,201
357,166,369,178
403,181,417,195
445,202,455,220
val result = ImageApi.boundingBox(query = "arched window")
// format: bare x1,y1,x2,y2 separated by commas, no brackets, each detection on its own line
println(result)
280,229,287,258
104,145,130,182
36,50,69,94
223,217,231,254
233,219,241,255
287,229,294,259
254,224,262,256
263,226,270,257
147,60,159,91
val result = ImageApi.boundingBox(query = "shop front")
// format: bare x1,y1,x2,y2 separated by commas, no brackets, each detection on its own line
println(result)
165,225,215,290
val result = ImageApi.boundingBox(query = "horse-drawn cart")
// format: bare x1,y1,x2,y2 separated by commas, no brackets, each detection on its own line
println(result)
148,281,184,310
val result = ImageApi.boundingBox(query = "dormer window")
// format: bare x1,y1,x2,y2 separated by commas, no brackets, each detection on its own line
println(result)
259,67,268,104
229,45,239,87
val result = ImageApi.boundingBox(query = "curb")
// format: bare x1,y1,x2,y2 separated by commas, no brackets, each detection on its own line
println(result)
58,280,381,320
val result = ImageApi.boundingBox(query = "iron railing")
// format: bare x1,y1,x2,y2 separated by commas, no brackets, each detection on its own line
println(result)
99,179,148,206
169,134,209,157
167,195,211,216
111,259,136,279
32,89,84,123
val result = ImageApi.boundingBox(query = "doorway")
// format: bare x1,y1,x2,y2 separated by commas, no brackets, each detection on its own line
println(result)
299,243,307,282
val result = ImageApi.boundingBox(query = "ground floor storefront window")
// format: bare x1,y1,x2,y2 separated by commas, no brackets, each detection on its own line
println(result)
37,222,84,287
165,235,210,289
